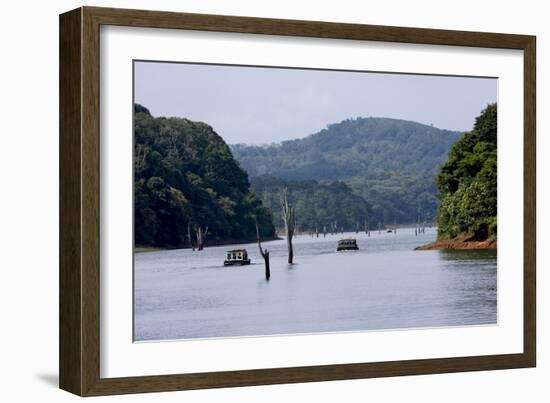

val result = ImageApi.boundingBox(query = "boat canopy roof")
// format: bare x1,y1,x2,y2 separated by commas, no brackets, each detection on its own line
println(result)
226,248,247,253
338,239,357,244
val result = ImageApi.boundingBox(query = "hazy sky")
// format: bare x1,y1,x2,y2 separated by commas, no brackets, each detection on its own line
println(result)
134,61,497,145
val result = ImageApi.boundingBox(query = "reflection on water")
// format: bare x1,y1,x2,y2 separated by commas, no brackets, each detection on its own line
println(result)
438,249,497,261
134,227,497,341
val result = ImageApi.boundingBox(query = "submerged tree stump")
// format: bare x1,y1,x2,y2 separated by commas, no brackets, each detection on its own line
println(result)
255,217,270,280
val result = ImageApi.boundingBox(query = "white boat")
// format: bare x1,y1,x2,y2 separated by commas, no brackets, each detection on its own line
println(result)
337,238,359,251
223,249,251,266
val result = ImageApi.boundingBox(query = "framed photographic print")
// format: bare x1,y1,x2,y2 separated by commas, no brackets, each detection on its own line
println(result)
59,6,536,396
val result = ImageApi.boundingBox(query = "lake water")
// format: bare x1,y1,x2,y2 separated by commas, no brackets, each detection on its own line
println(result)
134,228,497,341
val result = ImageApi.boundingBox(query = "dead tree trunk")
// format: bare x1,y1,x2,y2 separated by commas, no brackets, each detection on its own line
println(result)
364,218,370,236
416,205,421,236
135,144,149,175
196,226,203,250
281,188,295,264
255,218,270,280
194,225,208,251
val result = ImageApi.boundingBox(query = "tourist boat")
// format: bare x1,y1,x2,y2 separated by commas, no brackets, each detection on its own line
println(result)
337,238,359,251
223,249,251,266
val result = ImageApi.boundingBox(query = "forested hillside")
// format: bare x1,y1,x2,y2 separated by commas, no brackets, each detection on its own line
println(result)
134,104,275,248
233,117,461,227
133,103,485,243
250,175,369,232
436,104,497,240
232,118,460,180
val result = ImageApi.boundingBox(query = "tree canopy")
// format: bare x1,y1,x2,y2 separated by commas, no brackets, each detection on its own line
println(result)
134,103,492,242
134,104,275,247
436,103,497,239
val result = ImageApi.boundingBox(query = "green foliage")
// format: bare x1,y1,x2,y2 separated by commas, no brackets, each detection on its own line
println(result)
251,175,369,232
345,171,439,225
134,104,275,247
436,104,497,239
232,117,461,225
232,117,460,180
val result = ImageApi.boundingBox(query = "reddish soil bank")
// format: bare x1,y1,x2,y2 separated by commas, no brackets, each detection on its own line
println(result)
415,233,496,250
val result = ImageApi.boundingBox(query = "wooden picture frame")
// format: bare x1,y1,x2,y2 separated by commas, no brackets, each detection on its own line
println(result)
59,6,536,396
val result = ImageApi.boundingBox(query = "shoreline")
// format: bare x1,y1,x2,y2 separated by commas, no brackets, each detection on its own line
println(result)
415,233,496,251
135,236,282,254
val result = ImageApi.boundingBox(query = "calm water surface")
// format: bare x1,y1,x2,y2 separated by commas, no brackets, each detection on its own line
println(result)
134,228,497,341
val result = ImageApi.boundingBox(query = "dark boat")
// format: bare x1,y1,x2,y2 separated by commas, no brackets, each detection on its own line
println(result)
224,249,251,266
337,238,359,251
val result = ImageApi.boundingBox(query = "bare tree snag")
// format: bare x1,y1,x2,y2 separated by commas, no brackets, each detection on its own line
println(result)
194,225,208,250
281,188,295,264
255,217,270,280
135,144,149,174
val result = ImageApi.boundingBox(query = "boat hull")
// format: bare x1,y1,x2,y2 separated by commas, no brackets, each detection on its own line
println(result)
224,260,251,266
337,246,359,251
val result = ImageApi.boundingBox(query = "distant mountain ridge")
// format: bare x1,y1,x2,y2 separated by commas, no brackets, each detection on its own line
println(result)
231,117,461,181
231,117,462,226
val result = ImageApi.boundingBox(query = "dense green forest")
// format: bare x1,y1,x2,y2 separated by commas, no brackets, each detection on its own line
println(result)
250,175,369,232
436,104,497,240
232,117,461,228
134,104,275,248
134,102,492,245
